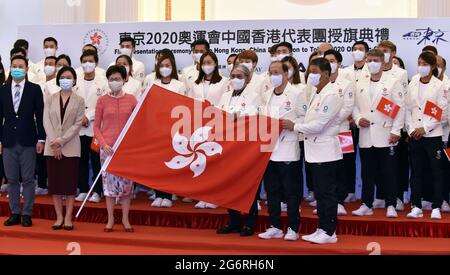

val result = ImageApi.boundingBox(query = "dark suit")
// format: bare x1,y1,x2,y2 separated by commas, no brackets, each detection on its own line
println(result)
0,81,45,216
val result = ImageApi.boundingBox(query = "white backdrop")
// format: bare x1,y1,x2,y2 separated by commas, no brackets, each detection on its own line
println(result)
18,18,450,78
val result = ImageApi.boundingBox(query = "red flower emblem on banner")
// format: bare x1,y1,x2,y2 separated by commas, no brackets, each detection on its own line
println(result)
90,32,103,45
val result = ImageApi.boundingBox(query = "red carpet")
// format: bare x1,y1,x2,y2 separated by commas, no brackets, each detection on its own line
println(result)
1,194,449,238
1,217,449,255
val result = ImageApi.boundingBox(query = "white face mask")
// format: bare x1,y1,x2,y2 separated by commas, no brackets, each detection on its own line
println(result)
159,67,172,78
438,67,444,77
352,50,365,62
59,79,73,91
109,81,124,93
226,64,234,73
418,65,431,77
231,78,246,91
82,62,96,73
193,53,203,63
330,63,338,74
270,57,278,63
120,48,133,57
124,66,130,76
56,66,63,72
277,54,290,62
384,52,391,63
308,73,321,87
44,48,56,57
201,65,215,75
241,62,254,72
288,69,294,79
44,65,56,77
270,74,284,88
368,61,382,74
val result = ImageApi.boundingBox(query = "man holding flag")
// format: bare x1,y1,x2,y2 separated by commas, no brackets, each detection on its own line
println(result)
405,51,448,220
351,49,405,219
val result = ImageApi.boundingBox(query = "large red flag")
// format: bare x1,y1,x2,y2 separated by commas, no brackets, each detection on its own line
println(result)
105,85,280,213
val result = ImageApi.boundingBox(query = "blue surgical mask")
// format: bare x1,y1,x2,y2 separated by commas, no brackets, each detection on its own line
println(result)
59,79,74,91
11,68,26,80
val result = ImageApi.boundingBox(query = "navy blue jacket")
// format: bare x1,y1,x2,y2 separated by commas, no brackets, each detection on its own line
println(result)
0,81,46,148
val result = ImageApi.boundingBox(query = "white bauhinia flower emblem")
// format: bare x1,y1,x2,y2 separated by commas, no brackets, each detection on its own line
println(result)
165,126,223,178
431,107,438,116
384,104,393,113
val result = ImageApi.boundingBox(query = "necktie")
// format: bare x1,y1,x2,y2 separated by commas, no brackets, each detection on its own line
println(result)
13,84,21,113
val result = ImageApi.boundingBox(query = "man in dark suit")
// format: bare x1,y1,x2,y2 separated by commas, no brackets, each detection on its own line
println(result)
0,55,45,227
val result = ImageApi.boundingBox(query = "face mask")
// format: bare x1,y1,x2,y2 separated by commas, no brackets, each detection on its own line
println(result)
56,66,63,72
159,67,172,78
330,63,338,74
44,65,56,76
418,65,431,77
193,53,203,63
393,63,399,68
226,64,234,73
438,67,443,76
11,68,26,80
44,48,56,57
308,73,321,87
368,62,382,74
109,81,124,93
82,62,96,73
231,78,246,91
120,48,133,57
270,74,283,88
241,62,253,72
288,69,294,79
270,57,278,63
352,50,365,62
277,54,290,62
201,65,215,75
59,79,73,91
384,52,391,63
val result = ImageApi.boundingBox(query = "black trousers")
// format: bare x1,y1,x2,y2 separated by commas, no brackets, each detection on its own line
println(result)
346,126,359,194
336,153,354,205
36,151,47,189
264,161,302,232
409,137,445,209
360,146,398,208
309,160,339,236
396,130,410,201
78,136,103,195
300,141,314,192
155,190,172,200
227,184,260,229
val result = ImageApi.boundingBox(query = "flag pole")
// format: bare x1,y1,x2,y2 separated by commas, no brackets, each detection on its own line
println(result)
75,86,154,219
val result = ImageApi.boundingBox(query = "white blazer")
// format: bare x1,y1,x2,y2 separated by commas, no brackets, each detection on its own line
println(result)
246,73,267,97
383,66,409,95
341,63,371,85
217,85,263,116
43,78,59,102
406,75,448,138
333,72,356,132
353,73,405,148
442,76,450,142
123,76,143,101
294,83,343,163
260,83,306,162
190,77,229,106
74,75,109,137
150,78,186,96
75,66,106,81
180,64,199,93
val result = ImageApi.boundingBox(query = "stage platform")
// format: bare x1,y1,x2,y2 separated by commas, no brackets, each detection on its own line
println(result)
0,193,449,239
0,217,449,255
